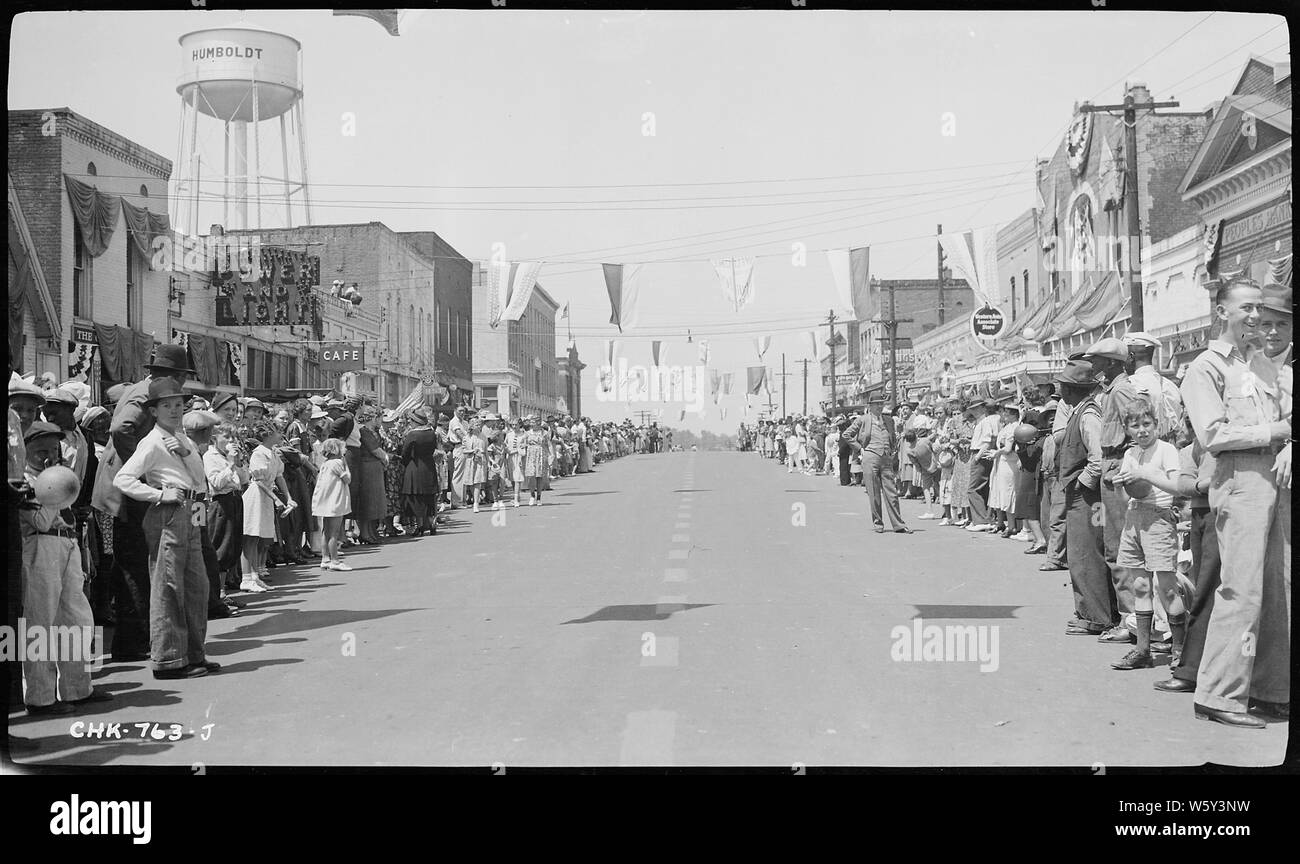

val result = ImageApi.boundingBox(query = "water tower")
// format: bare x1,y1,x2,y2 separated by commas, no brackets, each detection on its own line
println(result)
172,26,313,236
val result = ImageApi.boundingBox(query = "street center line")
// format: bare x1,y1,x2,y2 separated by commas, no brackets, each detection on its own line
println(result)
671,534,690,543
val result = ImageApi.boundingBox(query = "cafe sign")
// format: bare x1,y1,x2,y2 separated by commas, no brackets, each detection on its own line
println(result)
969,305,1007,340
317,342,365,373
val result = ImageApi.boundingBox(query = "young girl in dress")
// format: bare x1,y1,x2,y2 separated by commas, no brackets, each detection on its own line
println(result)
463,417,488,512
240,421,293,593
949,436,973,527
311,437,353,571
505,417,526,507
522,417,547,505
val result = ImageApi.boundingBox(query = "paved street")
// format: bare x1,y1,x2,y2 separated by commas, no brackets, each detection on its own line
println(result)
10,451,1286,768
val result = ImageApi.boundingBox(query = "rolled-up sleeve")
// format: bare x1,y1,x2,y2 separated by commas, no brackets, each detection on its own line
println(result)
114,440,163,504
1180,361,1271,453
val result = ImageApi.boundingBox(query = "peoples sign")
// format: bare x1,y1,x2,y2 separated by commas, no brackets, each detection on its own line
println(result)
317,343,365,372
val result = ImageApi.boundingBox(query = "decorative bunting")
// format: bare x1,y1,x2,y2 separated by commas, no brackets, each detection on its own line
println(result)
485,261,543,328
722,372,734,396
807,330,819,359
712,256,756,313
755,335,771,361
827,246,875,321
698,339,710,366
939,228,998,307
652,340,664,367
602,263,644,332
746,365,766,395
559,301,569,320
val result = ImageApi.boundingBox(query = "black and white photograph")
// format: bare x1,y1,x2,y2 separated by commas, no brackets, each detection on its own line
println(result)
3,4,1294,800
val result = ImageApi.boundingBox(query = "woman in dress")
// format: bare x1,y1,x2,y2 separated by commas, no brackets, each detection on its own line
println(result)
988,404,1019,536
521,416,547,505
379,412,408,536
896,404,916,498
1013,408,1049,554
311,438,353,570
461,416,488,513
241,421,292,592
352,407,390,544
949,436,973,526
206,423,249,594
278,399,316,562
504,417,526,506
483,415,506,505
399,407,441,535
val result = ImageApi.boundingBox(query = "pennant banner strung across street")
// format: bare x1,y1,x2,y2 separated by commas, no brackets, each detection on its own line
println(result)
722,372,734,396
807,330,819,359
746,365,766,395
698,339,710,366
755,335,771,361
939,228,998,307
712,256,756,313
485,261,544,328
651,340,664,367
710,369,722,397
827,246,876,321
602,263,644,333
559,301,570,320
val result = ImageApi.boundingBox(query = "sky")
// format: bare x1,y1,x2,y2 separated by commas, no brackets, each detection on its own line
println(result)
8,9,1289,432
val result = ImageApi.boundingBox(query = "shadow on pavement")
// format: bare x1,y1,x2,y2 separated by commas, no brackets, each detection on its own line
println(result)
562,603,715,624
911,604,1022,619
213,607,421,640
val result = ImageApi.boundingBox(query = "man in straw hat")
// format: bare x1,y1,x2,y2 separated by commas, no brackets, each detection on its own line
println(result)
96,343,195,662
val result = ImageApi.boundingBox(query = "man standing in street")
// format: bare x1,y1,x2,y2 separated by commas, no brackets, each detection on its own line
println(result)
1039,392,1072,572
965,398,999,531
1181,279,1290,728
1057,359,1119,637
94,343,195,663
844,398,911,534
447,404,471,507
1124,331,1185,442
1082,337,1141,644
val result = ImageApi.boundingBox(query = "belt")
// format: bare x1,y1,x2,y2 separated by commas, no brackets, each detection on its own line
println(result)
37,528,77,538
1224,446,1278,457
159,488,207,502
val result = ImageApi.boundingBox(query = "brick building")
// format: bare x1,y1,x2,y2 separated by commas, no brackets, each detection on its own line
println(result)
855,276,972,400
1179,54,1291,345
8,108,172,393
471,263,562,418
557,344,585,418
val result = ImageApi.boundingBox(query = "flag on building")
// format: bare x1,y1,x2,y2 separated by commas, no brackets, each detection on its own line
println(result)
712,256,756,313
602,263,644,333
827,246,876,321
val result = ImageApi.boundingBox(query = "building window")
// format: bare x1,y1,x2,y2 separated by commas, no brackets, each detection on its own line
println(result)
86,162,97,176
1010,276,1017,319
1023,269,1030,309
417,306,424,357
408,305,415,362
463,316,470,359
126,242,143,329
140,184,149,198
73,222,92,319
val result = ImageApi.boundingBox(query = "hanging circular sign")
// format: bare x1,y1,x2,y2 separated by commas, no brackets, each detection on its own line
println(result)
969,305,1007,340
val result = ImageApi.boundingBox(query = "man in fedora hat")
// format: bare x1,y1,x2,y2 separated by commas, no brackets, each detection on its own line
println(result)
95,342,194,662
1056,358,1119,637
1083,336,1142,644
843,396,911,533
41,388,87,490
114,378,219,679
965,397,1001,531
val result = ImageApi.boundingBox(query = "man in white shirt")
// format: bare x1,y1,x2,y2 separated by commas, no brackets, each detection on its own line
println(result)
965,399,1001,530
447,404,471,505
114,379,220,680
1124,332,1185,442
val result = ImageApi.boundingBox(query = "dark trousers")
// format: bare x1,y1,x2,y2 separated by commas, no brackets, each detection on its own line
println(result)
838,441,852,486
1172,506,1220,684
1064,481,1118,629
967,458,991,524
1043,476,1068,566
200,522,226,618
1100,463,1134,615
862,450,907,529
110,497,151,657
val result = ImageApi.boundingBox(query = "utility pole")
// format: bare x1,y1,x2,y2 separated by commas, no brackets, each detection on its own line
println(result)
936,223,946,326
871,280,913,408
781,353,787,416
825,308,844,409
799,359,810,415
1079,90,1179,332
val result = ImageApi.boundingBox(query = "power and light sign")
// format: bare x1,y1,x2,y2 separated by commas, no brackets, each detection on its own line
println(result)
317,343,365,372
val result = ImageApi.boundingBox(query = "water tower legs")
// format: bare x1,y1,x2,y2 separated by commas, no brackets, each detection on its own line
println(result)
231,119,249,230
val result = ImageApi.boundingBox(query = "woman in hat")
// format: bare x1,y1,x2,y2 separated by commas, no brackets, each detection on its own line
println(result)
459,415,488,512
212,392,240,424
503,417,527,506
379,410,410,537
521,416,548,505
1013,409,1050,554
242,398,267,424
399,407,440,535
987,402,1019,536
240,420,291,591
206,422,249,593
352,406,390,544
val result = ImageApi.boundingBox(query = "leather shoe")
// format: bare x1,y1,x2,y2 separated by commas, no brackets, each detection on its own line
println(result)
1149,640,1172,654
197,661,222,673
873,526,885,533
153,665,208,680
1024,545,1047,555
1111,648,1153,670
1066,623,1105,636
1248,700,1289,722
1154,677,1196,693
1097,626,1134,644
1194,702,1265,729
26,701,76,716
1038,561,1067,571
894,526,914,534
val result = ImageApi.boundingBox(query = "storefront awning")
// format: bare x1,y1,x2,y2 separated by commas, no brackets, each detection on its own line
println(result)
1043,271,1124,341
997,291,1056,344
